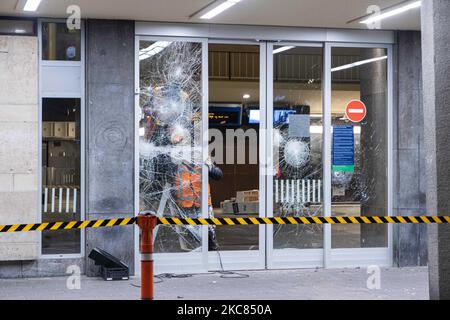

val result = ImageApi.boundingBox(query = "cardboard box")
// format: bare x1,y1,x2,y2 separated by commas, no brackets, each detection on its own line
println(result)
67,122,76,138
54,122,67,138
220,201,259,215
236,190,259,202
42,122,54,138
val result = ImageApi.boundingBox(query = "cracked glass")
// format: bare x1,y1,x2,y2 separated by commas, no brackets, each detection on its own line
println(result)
139,40,204,253
272,46,324,250
331,47,388,248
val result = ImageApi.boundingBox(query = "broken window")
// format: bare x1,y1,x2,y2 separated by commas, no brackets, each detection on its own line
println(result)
272,46,324,250
139,40,204,253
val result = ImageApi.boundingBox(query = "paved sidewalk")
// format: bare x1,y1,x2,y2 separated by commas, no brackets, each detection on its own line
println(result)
0,267,428,300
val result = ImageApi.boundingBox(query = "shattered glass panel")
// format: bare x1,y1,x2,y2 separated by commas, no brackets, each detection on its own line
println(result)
331,47,388,248
139,40,204,253
272,46,324,250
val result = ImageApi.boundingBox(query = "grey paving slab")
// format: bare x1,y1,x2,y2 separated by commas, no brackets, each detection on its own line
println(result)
0,267,428,300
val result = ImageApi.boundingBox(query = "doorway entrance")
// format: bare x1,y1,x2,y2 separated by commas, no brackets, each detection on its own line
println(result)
207,41,265,270
135,36,392,273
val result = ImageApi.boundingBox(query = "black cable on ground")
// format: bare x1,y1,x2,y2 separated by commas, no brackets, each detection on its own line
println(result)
130,240,250,289
130,272,192,287
214,247,249,279
156,273,193,280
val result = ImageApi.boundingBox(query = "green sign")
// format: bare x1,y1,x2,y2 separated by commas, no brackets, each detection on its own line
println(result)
332,165,355,173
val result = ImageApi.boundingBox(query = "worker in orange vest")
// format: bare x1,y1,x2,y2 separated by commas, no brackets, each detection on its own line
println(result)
175,163,211,208
174,159,222,251
170,120,223,250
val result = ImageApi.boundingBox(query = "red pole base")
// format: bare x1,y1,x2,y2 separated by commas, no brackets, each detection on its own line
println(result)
141,260,154,300
137,212,157,301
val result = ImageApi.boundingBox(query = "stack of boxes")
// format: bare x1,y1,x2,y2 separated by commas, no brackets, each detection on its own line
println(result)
220,190,259,215
43,122,76,139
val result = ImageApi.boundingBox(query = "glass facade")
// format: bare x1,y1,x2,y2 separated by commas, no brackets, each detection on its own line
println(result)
136,40,391,269
35,21,392,268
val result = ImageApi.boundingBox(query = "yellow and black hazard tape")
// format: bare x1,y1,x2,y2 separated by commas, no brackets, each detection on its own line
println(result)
158,216,450,226
1,215,449,234
0,217,137,233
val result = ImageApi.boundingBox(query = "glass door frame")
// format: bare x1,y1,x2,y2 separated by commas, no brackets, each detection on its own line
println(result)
266,41,393,269
323,42,393,268
134,31,394,274
206,39,267,271
37,18,86,259
266,41,326,269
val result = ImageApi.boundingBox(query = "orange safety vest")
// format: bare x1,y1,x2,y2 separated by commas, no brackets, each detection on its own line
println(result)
175,164,212,208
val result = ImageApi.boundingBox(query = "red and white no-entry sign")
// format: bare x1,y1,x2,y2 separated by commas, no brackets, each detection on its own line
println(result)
345,100,367,123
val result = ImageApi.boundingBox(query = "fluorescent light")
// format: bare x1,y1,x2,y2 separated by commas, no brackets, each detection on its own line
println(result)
331,56,387,72
23,0,42,12
273,46,294,54
139,41,171,60
200,0,241,20
360,0,421,24
243,94,251,99
15,29,27,34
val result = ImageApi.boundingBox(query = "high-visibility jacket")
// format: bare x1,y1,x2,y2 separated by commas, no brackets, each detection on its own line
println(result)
175,164,212,208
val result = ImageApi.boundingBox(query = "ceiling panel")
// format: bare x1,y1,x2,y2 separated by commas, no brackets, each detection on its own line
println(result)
0,0,421,30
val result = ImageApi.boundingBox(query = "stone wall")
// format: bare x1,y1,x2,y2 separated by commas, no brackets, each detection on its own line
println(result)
0,36,39,261
393,31,427,267
421,0,450,300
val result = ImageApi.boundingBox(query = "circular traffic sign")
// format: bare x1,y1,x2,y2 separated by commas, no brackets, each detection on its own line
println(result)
345,100,367,123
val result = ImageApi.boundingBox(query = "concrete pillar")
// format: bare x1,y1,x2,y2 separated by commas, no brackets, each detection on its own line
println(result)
421,0,450,300
359,48,388,247
86,20,135,276
393,31,427,267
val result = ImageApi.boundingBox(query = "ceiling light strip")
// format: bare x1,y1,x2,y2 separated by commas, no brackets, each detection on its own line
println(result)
360,0,421,24
139,41,172,60
200,0,242,20
23,0,42,12
273,46,295,54
331,56,387,72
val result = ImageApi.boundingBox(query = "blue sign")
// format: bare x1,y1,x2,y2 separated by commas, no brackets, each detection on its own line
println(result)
332,126,355,172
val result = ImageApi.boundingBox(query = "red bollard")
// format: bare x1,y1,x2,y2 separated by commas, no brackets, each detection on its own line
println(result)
137,212,158,300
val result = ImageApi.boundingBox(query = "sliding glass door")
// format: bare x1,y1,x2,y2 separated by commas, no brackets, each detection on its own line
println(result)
266,42,392,269
135,37,393,273
136,37,210,273
207,41,266,271
325,43,392,267
266,43,325,268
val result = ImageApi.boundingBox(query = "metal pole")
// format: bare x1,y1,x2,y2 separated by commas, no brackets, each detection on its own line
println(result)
137,211,157,300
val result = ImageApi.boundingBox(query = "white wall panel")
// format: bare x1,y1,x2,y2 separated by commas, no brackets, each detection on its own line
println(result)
40,65,82,97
